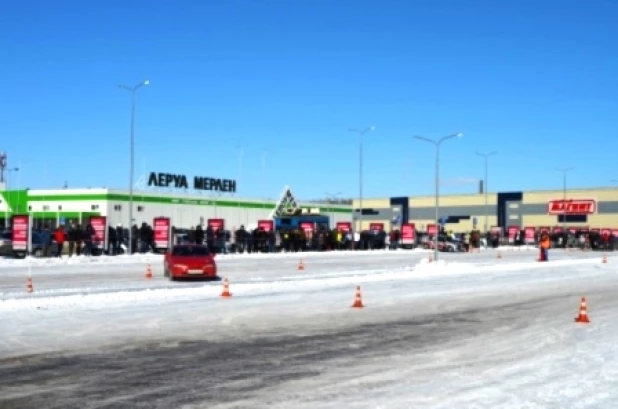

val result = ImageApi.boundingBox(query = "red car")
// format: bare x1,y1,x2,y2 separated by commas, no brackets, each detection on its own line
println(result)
164,244,218,281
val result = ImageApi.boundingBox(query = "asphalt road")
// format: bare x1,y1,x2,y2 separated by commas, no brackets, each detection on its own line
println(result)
1,280,614,409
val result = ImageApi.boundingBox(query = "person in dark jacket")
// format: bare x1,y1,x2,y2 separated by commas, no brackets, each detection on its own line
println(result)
40,225,52,258
108,226,117,255
67,223,79,256
195,225,205,245
131,224,138,254
206,225,214,252
234,226,246,253
83,223,94,256
116,224,125,254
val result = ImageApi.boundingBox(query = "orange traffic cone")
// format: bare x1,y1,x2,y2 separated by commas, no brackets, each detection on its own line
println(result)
602,255,607,264
575,297,590,323
351,285,364,308
145,264,153,279
298,259,305,270
221,278,232,297
26,277,34,293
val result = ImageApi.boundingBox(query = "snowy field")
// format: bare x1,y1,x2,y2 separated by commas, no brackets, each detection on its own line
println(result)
1,246,617,409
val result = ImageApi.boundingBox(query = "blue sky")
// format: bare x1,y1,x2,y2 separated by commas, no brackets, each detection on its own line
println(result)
1,0,617,201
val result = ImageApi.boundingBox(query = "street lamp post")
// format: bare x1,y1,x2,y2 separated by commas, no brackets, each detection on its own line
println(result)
261,149,268,200
235,145,243,195
235,144,245,225
348,126,375,234
414,132,463,262
6,167,19,190
119,80,149,255
3,167,18,226
556,167,575,236
476,151,498,233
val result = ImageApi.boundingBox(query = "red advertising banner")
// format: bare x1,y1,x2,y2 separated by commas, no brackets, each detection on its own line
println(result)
207,218,225,231
507,226,519,243
299,221,314,232
336,221,352,232
579,227,590,233
490,226,502,235
257,219,274,231
11,215,29,252
612,229,618,237
89,216,107,250
153,217,171,249
547,199,596,215
401,223,416,245
524,226,536,243
568,227,578,234
600,228,611,236
427,224,437,236
553,226,564,234
539,226,550,234
369,222,384,231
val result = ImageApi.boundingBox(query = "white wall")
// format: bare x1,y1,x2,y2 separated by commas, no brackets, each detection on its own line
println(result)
28,200,108,214
106,201,274,230
107,201,351,230
21,188,353,230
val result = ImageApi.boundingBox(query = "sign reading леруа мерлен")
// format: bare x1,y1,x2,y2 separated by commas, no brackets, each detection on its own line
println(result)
147,172,237,193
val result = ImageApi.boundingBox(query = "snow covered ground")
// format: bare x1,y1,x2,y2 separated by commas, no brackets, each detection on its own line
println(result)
1,247,616,409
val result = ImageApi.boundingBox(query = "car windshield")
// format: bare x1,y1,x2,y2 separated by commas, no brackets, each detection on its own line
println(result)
172,246,210,257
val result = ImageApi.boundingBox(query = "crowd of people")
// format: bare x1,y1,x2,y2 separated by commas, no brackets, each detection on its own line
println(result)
22,221,618,258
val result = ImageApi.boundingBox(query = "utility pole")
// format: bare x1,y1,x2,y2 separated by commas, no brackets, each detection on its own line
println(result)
119,80,150,255
414,133,463,262
476,151,497,233
348,126,375,233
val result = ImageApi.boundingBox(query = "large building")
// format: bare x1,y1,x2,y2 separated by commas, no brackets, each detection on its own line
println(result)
353,187,618,233
0,186,352,230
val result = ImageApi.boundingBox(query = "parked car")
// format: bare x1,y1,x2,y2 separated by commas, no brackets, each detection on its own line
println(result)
163,244,218,281
0,229,59,258
427,236,464,252
0,230,12,257
30,231,58,258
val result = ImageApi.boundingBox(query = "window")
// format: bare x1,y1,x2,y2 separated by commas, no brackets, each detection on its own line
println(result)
114,205,122,211
91,205,99,210
172,245,210,256
558,215,587,223
356,208,379,215
137,205,144,212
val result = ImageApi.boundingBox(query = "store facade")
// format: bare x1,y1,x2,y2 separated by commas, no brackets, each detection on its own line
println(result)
0,186,352,230
352,187,618,234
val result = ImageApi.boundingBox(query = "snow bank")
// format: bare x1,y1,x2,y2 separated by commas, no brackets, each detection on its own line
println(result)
0,247,432,268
